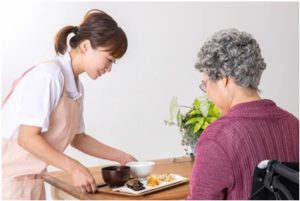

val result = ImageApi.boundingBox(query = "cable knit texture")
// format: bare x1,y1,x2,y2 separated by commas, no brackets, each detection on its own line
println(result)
187,99,299,200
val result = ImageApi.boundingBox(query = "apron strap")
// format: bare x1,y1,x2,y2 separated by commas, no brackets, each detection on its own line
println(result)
2,66,36,108
2,60,61,108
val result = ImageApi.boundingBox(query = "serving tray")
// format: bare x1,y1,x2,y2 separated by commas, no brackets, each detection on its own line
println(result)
97,174,189,197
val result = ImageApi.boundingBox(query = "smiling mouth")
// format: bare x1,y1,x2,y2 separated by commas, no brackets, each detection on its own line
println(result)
97,70,106,77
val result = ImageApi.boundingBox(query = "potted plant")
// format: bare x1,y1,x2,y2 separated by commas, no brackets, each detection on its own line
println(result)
165,96,221,159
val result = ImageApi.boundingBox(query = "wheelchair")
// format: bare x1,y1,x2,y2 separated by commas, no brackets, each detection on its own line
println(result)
249,160,299,200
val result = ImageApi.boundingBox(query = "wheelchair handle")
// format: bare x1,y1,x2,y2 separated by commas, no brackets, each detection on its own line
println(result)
272,161,299,184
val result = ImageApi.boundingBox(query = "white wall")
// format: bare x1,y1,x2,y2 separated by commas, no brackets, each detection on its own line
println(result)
1,1,299,199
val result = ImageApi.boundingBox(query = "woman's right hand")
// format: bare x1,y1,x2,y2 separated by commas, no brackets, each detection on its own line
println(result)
70,161,97,194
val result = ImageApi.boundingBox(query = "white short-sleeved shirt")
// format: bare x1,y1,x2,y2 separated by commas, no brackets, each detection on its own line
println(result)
2,53,85,139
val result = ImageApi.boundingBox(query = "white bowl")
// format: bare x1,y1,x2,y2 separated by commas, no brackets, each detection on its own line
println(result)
126,161,155,179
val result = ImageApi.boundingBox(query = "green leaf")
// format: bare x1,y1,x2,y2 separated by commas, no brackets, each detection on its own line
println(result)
193,121,203,134
185,117,203,126
177,110,183,127
188,109,201,115
193,98,200,110
201,121,210,129
164,120,176,126
169,97,178,122
199,96,210,117
165,95,221,141
205,116,217,123
208,103,221,117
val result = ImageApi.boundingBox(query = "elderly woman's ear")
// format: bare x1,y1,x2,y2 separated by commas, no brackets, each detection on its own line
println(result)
217,76,230,90
222,76,229,87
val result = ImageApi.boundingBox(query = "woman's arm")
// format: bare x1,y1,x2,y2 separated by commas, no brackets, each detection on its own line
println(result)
71,133,137,165
18,125,97,193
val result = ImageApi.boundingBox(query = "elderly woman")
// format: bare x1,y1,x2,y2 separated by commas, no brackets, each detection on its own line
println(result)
187,28,299,200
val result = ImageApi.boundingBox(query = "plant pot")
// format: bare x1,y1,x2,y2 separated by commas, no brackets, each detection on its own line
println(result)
189,153,195,161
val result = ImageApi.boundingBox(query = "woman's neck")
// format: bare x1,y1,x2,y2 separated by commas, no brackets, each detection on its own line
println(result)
69,49,84,78
230,88,261,108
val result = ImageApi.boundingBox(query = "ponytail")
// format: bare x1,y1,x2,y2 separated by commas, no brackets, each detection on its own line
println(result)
54,26,74,55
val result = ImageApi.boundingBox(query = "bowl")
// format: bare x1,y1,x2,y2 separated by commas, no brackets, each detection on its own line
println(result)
126,161,155,179
101,166,131,188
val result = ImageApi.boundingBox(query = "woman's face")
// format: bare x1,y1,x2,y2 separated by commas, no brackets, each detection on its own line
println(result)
81,43,116,80
201,73,231,114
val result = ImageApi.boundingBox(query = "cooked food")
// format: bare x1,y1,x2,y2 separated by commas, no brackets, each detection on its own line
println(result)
146,173,176,187
126,179,145,191
146,173,176,186
147,175,160,187
157,173,176,182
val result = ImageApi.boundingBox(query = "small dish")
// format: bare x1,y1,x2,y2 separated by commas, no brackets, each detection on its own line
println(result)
125,161,155,179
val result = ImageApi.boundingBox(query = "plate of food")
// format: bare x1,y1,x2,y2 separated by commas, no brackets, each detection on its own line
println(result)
97,173,189,196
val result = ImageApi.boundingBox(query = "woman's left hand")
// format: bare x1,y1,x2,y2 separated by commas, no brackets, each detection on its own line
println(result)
118,152,137,165
71,134,138,166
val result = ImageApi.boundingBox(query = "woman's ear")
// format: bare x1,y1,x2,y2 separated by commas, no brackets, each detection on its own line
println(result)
79,40,92,53
222,76,229,87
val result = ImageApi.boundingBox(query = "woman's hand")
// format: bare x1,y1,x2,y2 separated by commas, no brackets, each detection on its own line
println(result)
70,161,97,194
71,134,138,166
118,152,137,165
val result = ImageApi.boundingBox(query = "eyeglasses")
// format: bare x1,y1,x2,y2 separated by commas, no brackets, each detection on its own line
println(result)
199,80,207,93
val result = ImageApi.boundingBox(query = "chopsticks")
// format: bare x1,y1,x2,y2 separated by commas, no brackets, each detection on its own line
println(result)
97,183,108,188
96,177,135,189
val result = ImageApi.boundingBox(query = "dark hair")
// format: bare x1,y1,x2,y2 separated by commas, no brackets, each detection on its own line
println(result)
54,9,127,58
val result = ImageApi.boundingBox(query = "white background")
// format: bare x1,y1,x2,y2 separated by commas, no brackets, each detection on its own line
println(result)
1,1,299,199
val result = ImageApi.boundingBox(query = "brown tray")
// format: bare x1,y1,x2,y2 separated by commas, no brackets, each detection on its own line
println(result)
97,175,189,197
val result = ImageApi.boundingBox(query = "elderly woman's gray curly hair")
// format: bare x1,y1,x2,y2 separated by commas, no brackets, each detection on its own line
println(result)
195,28,266,90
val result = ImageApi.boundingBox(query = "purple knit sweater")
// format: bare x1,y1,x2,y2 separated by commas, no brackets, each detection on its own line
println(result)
187,99,299,200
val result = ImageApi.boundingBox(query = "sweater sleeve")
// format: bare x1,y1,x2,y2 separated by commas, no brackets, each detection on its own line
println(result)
187,137,234,200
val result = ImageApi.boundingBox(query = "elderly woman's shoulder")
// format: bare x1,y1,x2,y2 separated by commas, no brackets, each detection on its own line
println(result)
201,117,230,138
200,114,250,141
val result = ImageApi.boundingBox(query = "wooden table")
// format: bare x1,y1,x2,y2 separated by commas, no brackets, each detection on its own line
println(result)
44,157,194,200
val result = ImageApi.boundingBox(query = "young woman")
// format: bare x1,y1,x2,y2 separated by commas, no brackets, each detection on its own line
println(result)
2,9,136,199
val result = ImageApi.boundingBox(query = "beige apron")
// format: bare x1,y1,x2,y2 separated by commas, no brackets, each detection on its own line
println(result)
2,62,81,200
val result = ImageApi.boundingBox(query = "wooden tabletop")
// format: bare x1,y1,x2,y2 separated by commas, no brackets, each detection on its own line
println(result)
44,157,194,200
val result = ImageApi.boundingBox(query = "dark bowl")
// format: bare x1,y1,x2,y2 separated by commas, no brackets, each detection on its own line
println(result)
101,166,131,188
